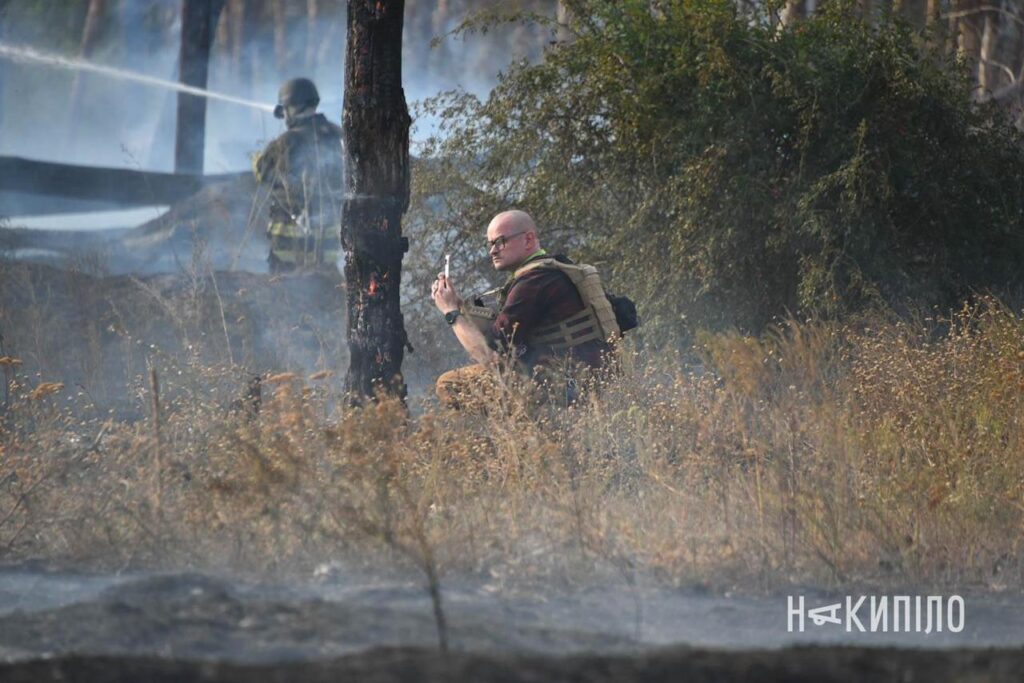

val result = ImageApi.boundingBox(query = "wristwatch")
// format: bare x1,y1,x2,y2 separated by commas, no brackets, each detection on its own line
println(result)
444,309,461,325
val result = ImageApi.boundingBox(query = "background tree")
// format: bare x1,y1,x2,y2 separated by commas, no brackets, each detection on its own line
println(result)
65,0,106,153
406,0,1024,343
175,0,224,174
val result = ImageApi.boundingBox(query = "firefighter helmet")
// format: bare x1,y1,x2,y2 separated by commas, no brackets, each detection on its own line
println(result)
273,78,320,119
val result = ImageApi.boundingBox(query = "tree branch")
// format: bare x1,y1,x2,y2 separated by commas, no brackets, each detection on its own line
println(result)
943,5,1024,31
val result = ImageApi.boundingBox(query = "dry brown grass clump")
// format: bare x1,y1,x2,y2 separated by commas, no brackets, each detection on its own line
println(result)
0,297,1022,595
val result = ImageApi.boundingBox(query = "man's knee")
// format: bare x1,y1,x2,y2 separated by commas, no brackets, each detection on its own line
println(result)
435,367,464,406
436,365,494,409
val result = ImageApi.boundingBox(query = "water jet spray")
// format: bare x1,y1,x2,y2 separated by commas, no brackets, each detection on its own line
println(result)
0,42,275,114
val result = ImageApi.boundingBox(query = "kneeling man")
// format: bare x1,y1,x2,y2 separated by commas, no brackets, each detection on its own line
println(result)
430,209,619,408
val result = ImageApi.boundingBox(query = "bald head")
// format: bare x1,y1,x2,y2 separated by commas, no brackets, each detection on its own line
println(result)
489,210,537,234
487,210,542,271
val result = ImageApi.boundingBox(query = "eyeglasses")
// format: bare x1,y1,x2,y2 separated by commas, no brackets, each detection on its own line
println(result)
487,230,529,252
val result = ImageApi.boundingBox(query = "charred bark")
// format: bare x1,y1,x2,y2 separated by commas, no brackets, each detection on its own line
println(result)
175,0,224,174
342,0,411,403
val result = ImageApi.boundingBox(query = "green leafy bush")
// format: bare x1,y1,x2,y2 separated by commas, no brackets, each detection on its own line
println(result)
410,0,1024,342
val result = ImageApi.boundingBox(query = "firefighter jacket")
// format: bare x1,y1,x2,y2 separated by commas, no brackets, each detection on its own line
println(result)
254,113,344,269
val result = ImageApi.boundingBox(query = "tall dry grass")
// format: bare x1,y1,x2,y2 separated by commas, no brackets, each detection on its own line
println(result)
0,296,1022,595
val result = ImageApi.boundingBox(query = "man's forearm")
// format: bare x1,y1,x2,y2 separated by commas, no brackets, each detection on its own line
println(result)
451,317,497,365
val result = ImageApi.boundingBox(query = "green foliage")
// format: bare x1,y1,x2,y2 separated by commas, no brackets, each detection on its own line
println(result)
410,0,1024,341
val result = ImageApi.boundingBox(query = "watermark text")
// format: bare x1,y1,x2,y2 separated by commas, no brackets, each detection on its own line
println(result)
787,595,964,633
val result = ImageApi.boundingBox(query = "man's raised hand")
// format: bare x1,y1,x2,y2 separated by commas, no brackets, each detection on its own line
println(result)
432,273,462,313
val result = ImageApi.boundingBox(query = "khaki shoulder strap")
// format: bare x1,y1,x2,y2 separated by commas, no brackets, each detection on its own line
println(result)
510,257,557,280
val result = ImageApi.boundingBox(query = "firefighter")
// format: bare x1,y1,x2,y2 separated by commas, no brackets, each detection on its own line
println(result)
253,78,344,272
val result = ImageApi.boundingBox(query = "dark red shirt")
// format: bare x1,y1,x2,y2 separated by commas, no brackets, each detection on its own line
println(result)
490,265,609,372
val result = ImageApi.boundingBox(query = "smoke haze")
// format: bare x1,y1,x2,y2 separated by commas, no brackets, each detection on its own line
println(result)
0,1,554,179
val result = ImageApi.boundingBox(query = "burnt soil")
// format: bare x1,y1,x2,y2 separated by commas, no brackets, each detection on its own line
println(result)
0,571,1022,683
2,646,1023,682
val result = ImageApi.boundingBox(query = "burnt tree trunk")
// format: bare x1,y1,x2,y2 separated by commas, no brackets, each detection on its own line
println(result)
342,0,411,402
175,0,224,174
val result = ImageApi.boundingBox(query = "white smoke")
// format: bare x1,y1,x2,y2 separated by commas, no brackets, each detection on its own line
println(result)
0,3,546,178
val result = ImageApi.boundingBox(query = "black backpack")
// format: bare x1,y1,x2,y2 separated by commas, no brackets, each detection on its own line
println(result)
606,293,639,333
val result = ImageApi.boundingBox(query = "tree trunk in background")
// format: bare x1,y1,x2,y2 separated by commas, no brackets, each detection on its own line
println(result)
272,0,288,78
342,0,411,402
175,0,224,174
306,0,319,71
987,1,1020,93
0,0,8,150
66,0,106,155
214,1,230,57
1005,4,1024,84
226,0,259,136
556,1,572,43
780,0,809,26
979,11,996,96
231,0,264,101
253,3,277,101
927,0,950,53
72,0,107,89
956,1,984,97
228,0,244,81
897,0,929,29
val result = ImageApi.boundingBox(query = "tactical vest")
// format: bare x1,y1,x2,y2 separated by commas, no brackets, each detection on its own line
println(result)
496,257,621,350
